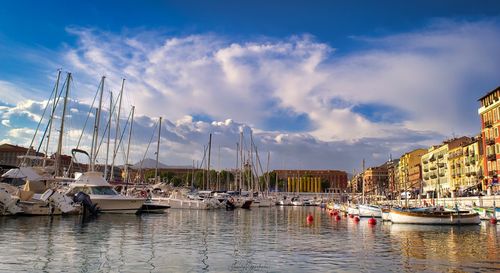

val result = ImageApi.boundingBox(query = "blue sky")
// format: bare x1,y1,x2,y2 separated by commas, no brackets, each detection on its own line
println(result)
1,1,500,171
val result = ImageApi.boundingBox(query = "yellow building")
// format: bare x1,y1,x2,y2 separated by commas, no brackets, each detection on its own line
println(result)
397,148,427,193
462,138,482,190
422,137,472,197
448,145,465,191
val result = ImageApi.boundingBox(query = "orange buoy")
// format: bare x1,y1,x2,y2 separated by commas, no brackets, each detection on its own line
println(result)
368,217,377,225
354,216,360,222
490,217,498,224
335,215,341,221
306,215,314,222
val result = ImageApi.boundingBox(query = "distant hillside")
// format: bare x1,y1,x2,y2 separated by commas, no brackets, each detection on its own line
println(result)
131,158,192,170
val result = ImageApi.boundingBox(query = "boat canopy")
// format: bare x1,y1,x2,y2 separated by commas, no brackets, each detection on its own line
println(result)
1,167,46,181
70,171,111,187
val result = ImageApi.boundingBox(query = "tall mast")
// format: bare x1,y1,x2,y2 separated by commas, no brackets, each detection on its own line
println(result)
155,117,162,183
207,133,212,190
110,78,124,180
55,72,71,177
124,106,135,185
104,91,113,179
362,158,365,204
93,76,105,169
266,151,270,194
236,142,239,191
44,69,61,167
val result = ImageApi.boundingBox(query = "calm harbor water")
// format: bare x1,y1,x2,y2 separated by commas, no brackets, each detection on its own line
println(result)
0,207,499,273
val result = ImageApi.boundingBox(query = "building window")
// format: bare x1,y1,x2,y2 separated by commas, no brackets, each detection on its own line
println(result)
496,127,499,138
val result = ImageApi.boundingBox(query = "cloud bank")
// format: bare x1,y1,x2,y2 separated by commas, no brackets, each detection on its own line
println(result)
1,19,499,171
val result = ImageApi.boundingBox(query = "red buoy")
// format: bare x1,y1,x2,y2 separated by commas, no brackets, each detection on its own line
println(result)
333,211,338,216
354,216,360,222
490,217,498,224
349,214,354,218
329,211,334,216
368,217,377,225
335,215,341,221
306,215,314,222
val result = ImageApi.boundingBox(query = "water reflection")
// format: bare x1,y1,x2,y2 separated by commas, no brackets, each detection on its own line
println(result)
0,208,499,272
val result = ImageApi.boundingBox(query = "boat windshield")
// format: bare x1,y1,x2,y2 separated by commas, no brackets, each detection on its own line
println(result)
90,186,118,195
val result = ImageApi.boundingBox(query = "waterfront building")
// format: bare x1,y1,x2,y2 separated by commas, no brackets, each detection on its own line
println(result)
0,143,44,167
350,172,363,193
387,158,400,199
448,144,466,193
462,137,483,191
421,137,472,197
363,165,388,197
275,169,348,193
398,149,427,195
478,86,500,192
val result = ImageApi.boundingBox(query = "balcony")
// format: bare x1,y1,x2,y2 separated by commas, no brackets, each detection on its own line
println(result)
437,154,444,159
423,168,429,172
486,138,496,145
465,160,470,166
430,174,437,179
438,163,446,168
485,120,493,128
488,154,497,161
439,173,445,177
471,171,477,176
430,166,437,170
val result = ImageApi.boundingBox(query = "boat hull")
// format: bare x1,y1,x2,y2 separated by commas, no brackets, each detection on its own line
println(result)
152,197,212,210
359,205,382,218
91,196,145,213
390,209,480,225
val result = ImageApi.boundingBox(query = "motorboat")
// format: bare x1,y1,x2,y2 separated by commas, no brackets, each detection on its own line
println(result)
66,172,145,213
347,205,359,215
389,208,480,225
138,199,170,214
152,190,219,210
358,204,382,218
278,196,292,206
471,206,500,220
291,196,303,206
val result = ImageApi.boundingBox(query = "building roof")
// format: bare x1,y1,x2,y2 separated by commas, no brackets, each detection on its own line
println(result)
477,86,500,101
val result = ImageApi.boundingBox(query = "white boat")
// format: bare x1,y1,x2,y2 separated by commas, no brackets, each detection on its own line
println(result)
67,172,145,213
358,204,382,218
347,205,359,215
278,196,292,206
252,197,272,207
389,209,480,225
291,196,303,206
472,207,500,220
152,190,217,210
0,187,23,215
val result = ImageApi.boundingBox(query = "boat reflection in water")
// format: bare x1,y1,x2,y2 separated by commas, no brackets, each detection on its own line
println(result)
0,207,498,272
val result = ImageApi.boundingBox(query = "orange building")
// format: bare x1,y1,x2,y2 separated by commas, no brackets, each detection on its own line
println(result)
478,86,500,191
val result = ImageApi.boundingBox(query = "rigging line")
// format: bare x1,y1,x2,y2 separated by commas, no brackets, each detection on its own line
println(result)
109,109,132,165
94,92,121,160
35,74,65,154
23,73,62,166
137,121,159,181
67,78,102,173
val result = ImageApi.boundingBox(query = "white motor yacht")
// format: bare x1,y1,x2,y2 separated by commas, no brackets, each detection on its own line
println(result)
67,172,145,213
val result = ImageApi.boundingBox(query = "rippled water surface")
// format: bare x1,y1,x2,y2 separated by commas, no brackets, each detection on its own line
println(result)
0,207,499,272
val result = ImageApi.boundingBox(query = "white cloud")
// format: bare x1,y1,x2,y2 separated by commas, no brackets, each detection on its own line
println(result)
2,19,500,170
